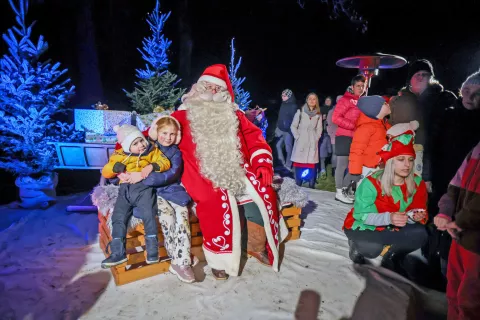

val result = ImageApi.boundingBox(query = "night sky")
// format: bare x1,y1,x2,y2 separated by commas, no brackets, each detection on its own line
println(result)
1,0,480,108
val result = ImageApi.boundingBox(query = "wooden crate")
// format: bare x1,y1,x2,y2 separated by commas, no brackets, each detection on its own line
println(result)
98,211,204,286
282,206,302,241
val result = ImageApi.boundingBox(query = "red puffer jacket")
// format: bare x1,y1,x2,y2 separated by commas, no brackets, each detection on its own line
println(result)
332,91,361,138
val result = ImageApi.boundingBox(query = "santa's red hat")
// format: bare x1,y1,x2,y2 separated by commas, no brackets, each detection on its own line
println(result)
198,64,235,102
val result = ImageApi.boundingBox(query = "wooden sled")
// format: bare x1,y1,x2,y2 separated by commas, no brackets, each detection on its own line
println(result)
98,210,204,286
282,206,302,241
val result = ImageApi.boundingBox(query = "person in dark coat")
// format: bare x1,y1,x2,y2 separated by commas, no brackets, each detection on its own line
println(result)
275,89,298,169
389,59,457,204
428,70,480,277
317,96,333,179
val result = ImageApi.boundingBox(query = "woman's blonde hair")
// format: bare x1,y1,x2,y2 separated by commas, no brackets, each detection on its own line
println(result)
155,117,179,133
377,156,416,198
306,93,321,114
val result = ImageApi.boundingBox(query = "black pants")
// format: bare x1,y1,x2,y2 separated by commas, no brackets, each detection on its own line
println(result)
344,223,428,258
295,167,317,189
111,183,157,238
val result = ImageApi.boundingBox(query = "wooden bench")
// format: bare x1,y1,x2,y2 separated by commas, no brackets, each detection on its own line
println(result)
98,211,204,286
282,206,302,241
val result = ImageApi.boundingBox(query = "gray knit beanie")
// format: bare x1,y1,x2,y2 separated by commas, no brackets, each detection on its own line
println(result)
357,95,386,120
461,70,480,90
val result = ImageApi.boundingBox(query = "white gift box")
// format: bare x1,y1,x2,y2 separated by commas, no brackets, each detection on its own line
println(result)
74,109,132,134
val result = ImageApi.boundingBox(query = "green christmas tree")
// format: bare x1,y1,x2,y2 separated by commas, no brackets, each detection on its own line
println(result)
125,0,185,114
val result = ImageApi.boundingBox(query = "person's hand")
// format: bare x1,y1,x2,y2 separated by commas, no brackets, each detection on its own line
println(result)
434,215,450,231
128,172,144,184
390,212,408,227
118,172,131,183
445,221,463,240
256,167,273,187
412,209,427,222
141,164,153,179
425,181,433,193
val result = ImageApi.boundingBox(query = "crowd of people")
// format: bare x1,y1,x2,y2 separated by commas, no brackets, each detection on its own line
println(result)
275,58,480,319
100,60,479,319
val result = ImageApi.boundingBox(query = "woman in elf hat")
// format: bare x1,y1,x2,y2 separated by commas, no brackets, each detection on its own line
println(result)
342,129,428,275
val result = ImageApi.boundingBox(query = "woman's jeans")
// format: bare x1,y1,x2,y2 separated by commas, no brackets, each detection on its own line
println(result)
275,130,293,168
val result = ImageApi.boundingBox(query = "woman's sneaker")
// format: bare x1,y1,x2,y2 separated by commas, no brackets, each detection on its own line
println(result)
169,264,195,283
320,170,327,180
101,238,127,269
335,188,354,204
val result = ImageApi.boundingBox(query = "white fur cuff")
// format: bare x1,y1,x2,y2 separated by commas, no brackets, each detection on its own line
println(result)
250,149,273,164
198,75,227,89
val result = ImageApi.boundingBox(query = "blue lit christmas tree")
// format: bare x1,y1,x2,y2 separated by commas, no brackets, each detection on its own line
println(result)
0,0,76,176
126,0,185,114
228,38,252,111
229,38,268,138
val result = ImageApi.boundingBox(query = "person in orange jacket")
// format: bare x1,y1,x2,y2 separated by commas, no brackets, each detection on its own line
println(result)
349,96,392,189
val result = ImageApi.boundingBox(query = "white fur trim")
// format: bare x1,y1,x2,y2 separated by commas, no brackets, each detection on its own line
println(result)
202,190,242,276
244,178,281,271
250,149,273,164
121,131,146,152
198,75,227,89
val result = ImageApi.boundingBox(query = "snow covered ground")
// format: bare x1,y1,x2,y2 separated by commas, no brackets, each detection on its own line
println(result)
0,189,443,319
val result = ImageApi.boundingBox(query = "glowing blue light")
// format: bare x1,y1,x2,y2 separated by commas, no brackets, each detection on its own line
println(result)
301,169,310,178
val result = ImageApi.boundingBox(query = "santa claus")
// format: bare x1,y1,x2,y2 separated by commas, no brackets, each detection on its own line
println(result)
167,64,288,280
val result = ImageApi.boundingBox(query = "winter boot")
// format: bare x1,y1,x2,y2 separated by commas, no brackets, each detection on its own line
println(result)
335,188,354,204
145,235,159,264
380,246,408,278
246,220,270,266
348,240,366,264
212,268,229,280
101,238,127,269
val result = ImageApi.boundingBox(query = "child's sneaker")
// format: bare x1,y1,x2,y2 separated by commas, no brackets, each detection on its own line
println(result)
145,235,159,264
169,264,195,283
101,238,127,269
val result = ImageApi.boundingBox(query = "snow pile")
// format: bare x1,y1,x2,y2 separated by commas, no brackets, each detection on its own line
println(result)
0,189,367,319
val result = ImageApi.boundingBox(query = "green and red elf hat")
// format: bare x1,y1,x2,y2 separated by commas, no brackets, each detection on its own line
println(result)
378,121,419,164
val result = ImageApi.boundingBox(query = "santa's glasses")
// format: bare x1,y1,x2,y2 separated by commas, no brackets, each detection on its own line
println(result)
205,83,223,93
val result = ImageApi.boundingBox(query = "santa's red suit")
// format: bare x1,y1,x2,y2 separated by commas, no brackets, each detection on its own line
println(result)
171,65,288,276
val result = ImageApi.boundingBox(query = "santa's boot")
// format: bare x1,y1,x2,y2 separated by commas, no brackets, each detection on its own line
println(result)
212,268,229,280
246,220,270,266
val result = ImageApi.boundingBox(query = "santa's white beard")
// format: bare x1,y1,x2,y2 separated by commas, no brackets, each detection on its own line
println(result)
184,96,246,194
